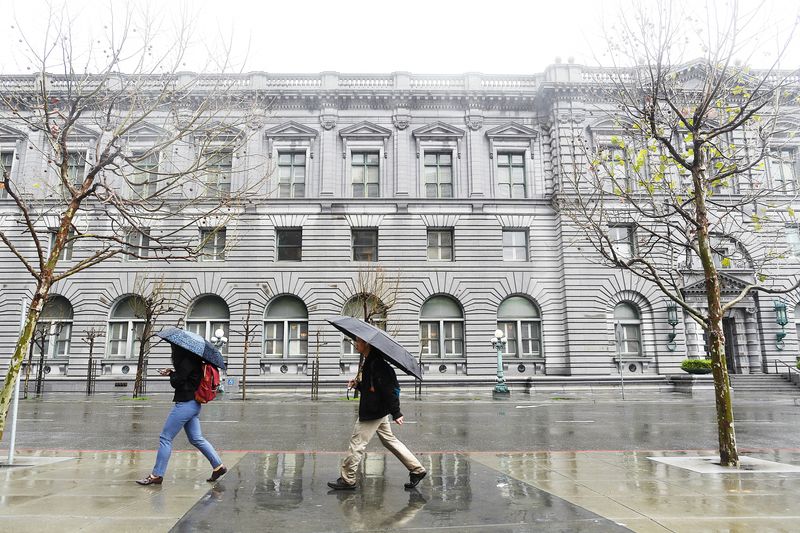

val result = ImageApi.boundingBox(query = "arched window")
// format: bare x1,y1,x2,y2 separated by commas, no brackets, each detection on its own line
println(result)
33,295,73,358
341,294,387,357
497,296,541,357
186,295,230,356
614,302,642,357
107,295,146,358
264,296,308,358
419,295,463,358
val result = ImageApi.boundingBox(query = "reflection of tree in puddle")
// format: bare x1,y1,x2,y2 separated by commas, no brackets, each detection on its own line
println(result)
254,453,305,510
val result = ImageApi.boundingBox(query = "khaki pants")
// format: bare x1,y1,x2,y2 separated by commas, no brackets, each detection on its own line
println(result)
340,415,425,485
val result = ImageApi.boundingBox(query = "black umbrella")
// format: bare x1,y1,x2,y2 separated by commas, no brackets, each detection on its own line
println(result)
328,316,422,380
156,326,226,370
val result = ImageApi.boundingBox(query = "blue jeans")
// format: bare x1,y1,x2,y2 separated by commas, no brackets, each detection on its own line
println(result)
152,400,222,477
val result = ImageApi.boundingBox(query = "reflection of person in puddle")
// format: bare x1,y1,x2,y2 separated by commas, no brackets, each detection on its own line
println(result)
334,484,427,529
328,337,426,491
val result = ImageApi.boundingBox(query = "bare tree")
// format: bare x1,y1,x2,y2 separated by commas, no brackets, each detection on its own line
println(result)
81,327,104,396
341,265,401,397
556,1,799,466
129,274,183,398
0,5,268,438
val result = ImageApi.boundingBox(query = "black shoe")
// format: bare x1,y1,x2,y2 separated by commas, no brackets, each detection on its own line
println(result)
404,471,427,489
207,465,227,482
327,477,357,490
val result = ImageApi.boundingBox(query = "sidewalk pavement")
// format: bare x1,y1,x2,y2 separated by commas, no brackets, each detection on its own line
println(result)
2,447,800,532
1,391,800,531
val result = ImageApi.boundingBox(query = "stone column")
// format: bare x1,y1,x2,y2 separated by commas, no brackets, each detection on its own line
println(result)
744,306,762,373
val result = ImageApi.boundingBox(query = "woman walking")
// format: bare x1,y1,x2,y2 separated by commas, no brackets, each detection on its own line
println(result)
136,344,227,485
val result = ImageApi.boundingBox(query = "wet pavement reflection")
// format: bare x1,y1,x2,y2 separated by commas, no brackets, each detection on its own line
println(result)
171,452,631,532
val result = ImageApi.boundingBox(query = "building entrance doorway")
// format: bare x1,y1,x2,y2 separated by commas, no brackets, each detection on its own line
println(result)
722,317,739,374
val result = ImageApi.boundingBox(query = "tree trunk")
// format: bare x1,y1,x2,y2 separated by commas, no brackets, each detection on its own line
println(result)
133,321,153,398
694,167,739,467
0,286,48,440
242,303,251,401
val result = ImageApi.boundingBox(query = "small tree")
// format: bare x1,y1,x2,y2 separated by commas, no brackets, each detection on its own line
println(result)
0,5,268,438
81,327,104,396
342,265,401,397
130,274,183,398
557,0,800,466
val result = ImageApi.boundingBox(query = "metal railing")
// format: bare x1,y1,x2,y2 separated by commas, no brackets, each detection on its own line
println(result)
773,359,799,380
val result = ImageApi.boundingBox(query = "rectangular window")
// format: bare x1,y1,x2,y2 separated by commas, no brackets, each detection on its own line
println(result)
125,228,150,260
352,228,378,261
599,145,628,192
107,322,129,357
204,151,232,197
263,322,284,356
502,230,528,261
130,152,159,198
787,227,800,257
443,321,464,357
32,322,72,358
66,152,85,187
768,148,797,192
276,228,302,261
200,229,226,261
420,322,440,357
50,230,75,261
497,153,526,198
619,324,641,356
423,152,453,198
352,152,380,197
609,225,634,257
520,321,542,357
287,321,308,356
278,152,306,198
427,229,454,261
1,151,13,198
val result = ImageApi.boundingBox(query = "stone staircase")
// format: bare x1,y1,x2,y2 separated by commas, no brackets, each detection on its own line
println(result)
730,373,800,395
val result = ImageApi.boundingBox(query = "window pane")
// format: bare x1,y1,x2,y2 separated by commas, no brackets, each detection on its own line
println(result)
294,153,306,166
278,153,293,165
439,153,451,165
365,153,380,165
424,154,437,165
352,153,364,165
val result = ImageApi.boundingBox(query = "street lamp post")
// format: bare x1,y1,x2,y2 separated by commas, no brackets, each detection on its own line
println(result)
491,329,510,395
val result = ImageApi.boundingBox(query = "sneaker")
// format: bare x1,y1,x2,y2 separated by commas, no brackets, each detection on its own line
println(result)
327,477,357,490
207,465,227,483
404,471,426,489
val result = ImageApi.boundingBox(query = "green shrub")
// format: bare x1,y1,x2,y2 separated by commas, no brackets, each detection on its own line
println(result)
796,360,800,370
681,358,713,374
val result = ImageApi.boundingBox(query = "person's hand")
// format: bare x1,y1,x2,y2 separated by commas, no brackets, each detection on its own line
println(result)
158,368,173,376
394,416,404,425
347,378,358,389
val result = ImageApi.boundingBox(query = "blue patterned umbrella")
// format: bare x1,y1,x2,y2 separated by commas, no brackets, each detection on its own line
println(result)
156,326,226,370
328,316,422,380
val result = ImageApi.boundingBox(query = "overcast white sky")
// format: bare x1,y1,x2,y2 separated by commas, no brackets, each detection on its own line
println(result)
1,0,798,75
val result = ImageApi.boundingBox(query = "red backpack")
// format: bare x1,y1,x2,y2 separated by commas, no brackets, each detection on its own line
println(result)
195,363,220,404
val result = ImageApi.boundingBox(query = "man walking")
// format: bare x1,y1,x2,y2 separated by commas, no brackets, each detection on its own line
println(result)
328,337,427,491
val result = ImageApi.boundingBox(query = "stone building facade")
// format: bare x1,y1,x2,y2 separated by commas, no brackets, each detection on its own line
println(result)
1,64,798,391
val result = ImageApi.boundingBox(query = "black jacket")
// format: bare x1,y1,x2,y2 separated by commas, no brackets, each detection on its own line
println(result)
169,346,202,402
356,354,402,421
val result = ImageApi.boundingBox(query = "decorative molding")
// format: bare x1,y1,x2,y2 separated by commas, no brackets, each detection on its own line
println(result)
0,124,29,142
122,122,169,142
344,213,385,228
265,121,319,140
392,112,411,130
412,121,465,159
464,110,484,131
319,113,338,131
339,121,392,140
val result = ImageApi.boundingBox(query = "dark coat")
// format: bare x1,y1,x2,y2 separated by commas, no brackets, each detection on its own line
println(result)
169,346,202,402
356,353,402,421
